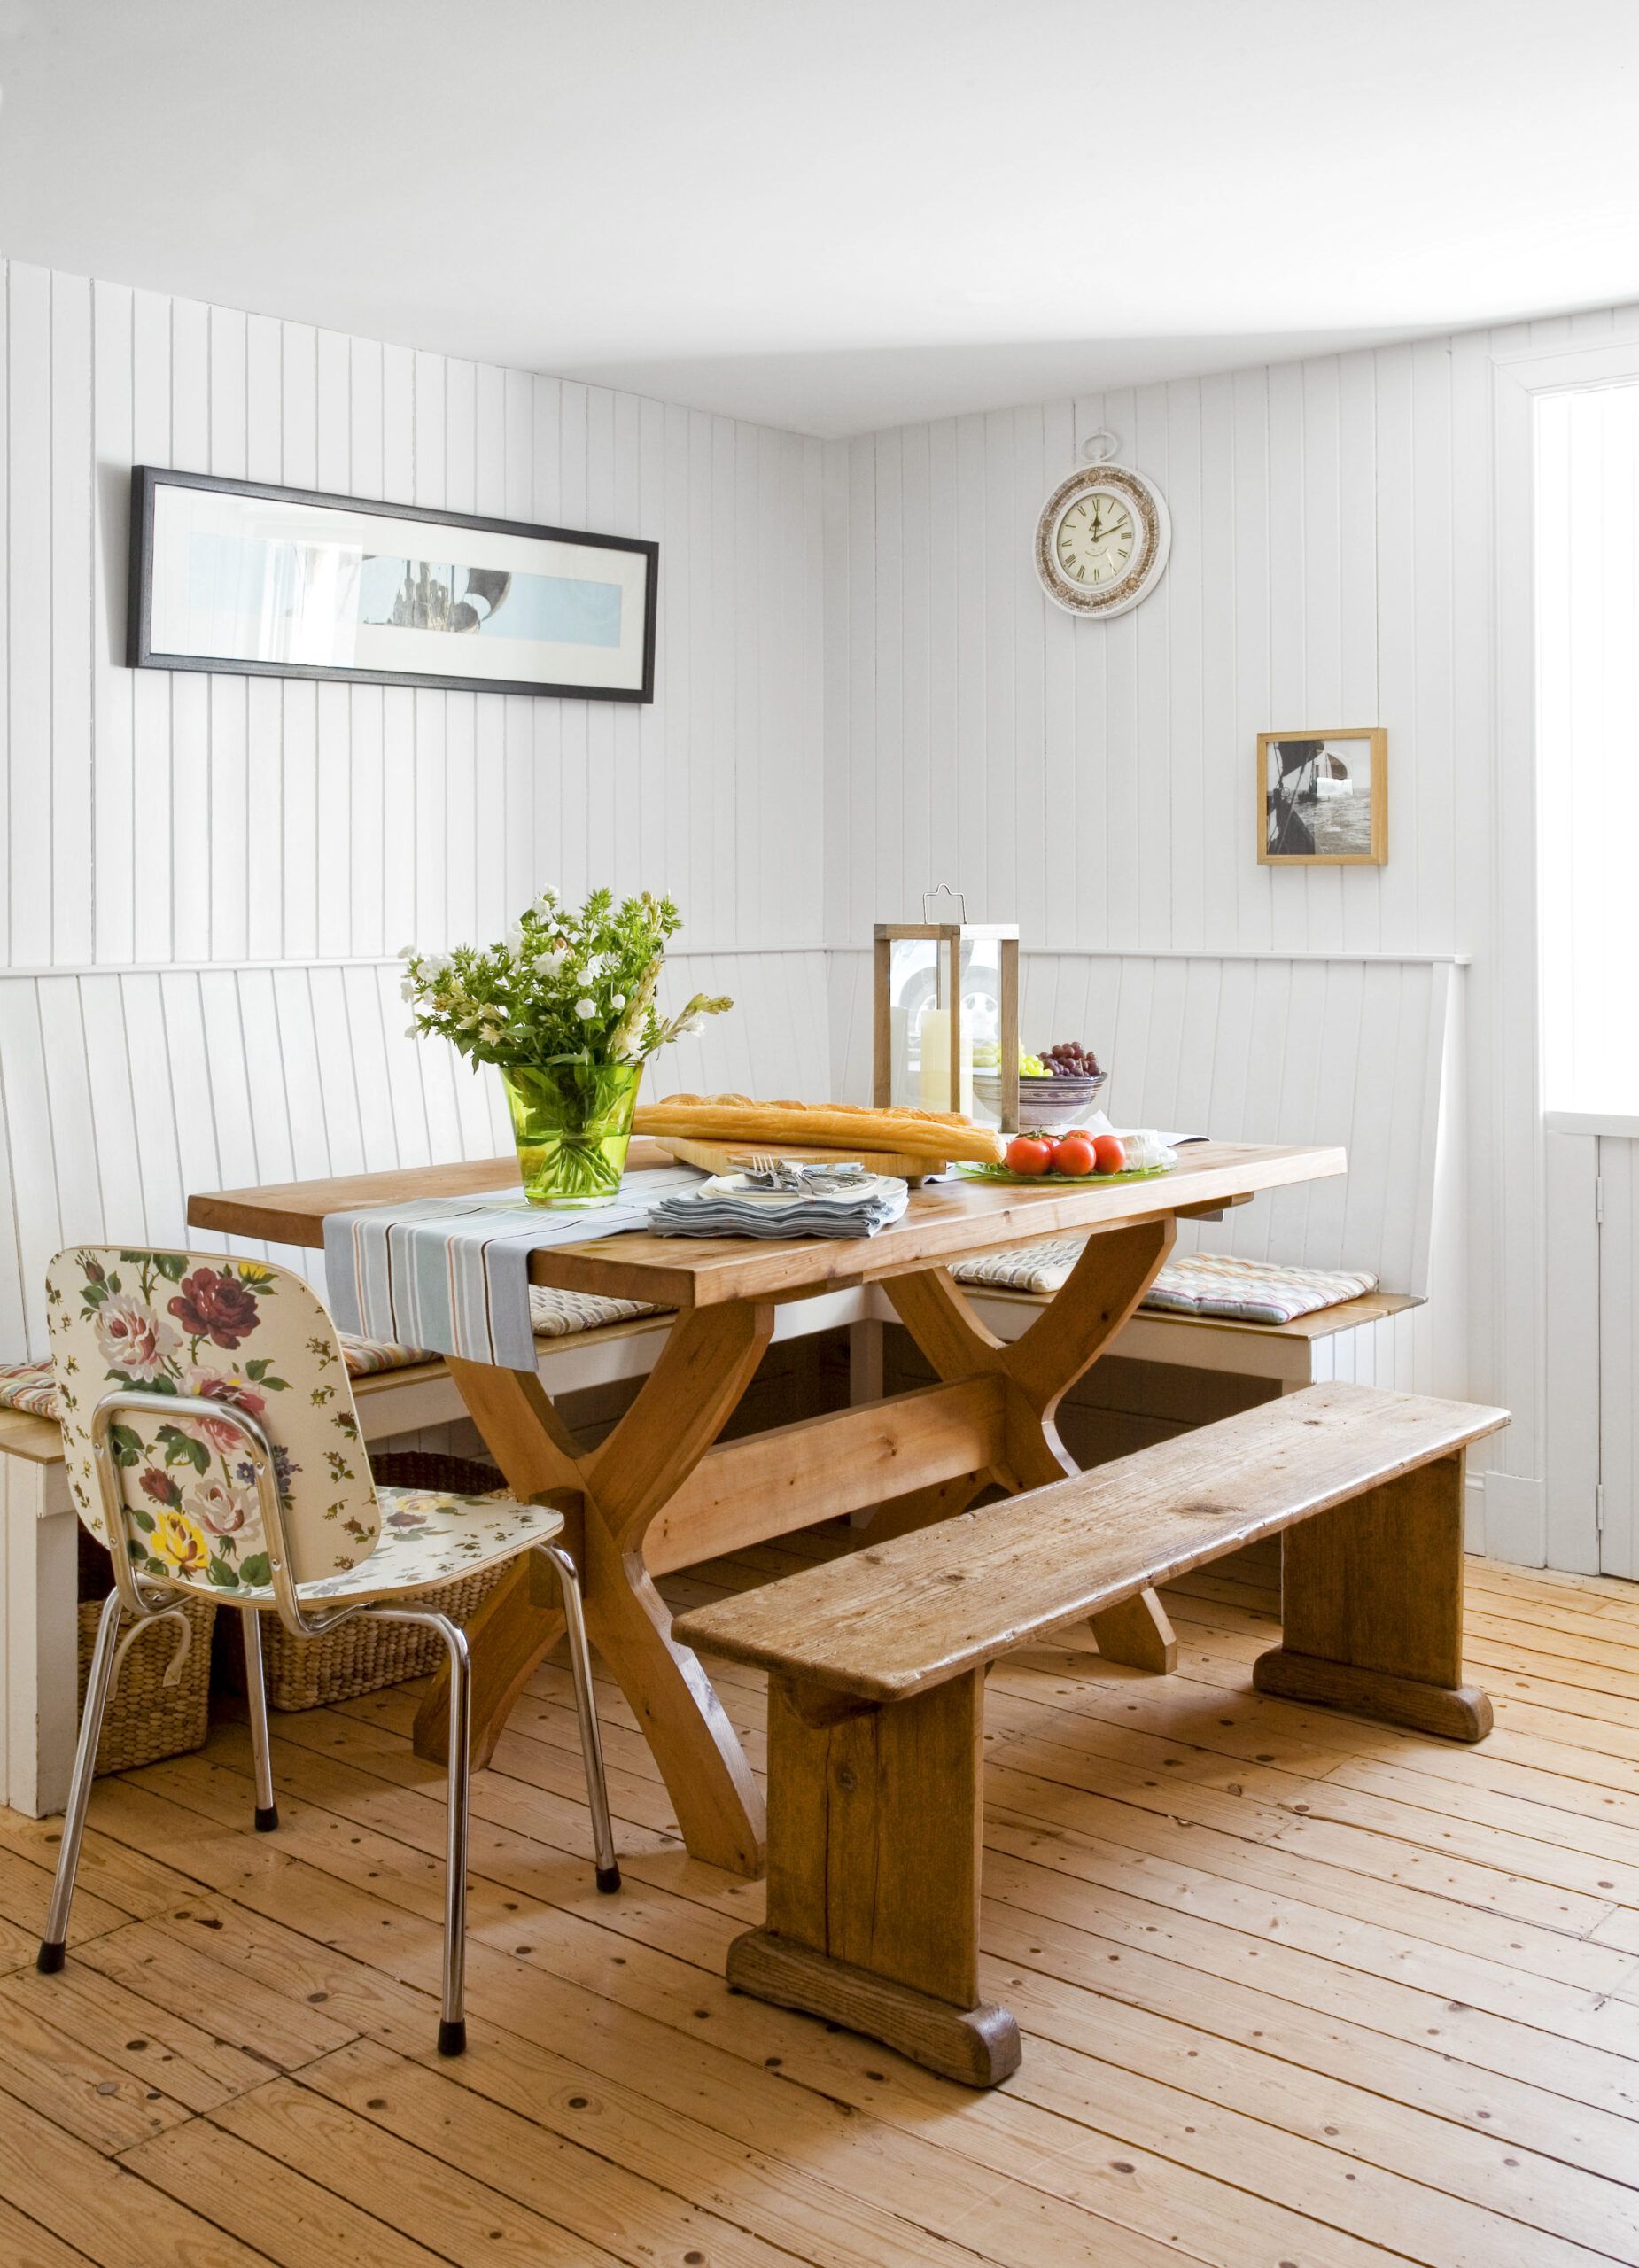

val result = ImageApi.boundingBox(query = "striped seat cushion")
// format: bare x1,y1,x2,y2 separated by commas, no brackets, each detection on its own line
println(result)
951,1242,1378,1324
0,1361,59,1419
527,1285,662,1338
0,1288,668,1425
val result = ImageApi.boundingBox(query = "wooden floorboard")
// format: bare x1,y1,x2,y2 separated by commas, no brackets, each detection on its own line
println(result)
2,1544,1637,2267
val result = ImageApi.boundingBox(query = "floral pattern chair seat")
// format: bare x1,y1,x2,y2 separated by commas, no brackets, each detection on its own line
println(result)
227,1484,561,1604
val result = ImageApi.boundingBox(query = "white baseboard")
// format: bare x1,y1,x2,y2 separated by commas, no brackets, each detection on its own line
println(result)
1471,1469,1547,1568
1464,1469,1487,1556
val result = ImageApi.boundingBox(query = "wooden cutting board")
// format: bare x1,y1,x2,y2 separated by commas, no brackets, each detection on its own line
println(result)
653,1136,945,1184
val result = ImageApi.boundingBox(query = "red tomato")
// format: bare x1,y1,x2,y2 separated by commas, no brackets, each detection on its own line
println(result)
1050,1135,1096,1177
1006,1136,1053,1176
1092,1134,1128,1175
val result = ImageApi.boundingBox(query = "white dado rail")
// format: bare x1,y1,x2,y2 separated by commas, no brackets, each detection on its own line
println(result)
0,949,831,1361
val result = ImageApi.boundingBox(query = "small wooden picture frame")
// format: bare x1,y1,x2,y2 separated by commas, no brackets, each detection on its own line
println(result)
1258,727,1387,865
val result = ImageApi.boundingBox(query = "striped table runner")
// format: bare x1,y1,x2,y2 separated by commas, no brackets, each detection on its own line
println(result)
322,1166,703,1369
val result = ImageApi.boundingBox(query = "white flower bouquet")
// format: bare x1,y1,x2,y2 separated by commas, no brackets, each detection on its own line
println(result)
401,889,732,1206
400,886,729,1070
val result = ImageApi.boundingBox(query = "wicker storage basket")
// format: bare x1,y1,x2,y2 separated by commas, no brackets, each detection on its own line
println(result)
77,1591,217,1777
254,1449,514,1712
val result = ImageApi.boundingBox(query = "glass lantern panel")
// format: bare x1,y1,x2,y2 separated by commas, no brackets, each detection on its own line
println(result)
961,934,1004,1128
887,936,973,1115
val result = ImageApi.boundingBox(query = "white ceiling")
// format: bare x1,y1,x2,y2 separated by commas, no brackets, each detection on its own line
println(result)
4,0,1639,437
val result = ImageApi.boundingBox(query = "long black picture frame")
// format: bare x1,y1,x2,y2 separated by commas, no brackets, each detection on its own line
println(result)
127,465,659,703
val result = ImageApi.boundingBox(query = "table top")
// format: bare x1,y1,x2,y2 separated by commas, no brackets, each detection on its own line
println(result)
189,1137,1346,1310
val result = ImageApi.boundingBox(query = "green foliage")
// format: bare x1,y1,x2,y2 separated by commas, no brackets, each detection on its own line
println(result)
107,1423,144,1467
400,886,733,1070
239,1552,272,1587
158,1423,211,1473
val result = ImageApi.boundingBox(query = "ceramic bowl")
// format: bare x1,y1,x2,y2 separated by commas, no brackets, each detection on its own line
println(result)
974,1070,1107,1135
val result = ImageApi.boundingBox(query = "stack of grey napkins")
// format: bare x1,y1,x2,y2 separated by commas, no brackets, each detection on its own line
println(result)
648,1169,909,1239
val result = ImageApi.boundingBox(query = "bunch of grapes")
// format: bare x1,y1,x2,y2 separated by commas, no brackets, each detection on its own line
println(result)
1042,1039,1101,1079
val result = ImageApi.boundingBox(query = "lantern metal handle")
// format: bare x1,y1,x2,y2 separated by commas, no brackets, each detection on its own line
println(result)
920,882,967,922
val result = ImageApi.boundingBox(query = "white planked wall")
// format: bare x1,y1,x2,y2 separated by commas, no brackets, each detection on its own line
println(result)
0,254,828,1355
1,258,825,971
820,303,1639,1531
7,244,1634,1565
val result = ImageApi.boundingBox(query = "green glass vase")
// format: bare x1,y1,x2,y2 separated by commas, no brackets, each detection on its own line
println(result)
501,1059,642,1208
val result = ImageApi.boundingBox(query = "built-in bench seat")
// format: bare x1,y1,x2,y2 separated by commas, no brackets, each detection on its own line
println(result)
673,1379,1509,2088
949,1243,1426,1390
953,1244,1380,1321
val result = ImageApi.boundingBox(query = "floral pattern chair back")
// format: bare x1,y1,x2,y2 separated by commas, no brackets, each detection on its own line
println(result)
46,1247,382,1596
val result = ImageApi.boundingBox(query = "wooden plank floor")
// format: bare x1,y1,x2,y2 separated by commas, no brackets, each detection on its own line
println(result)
3,1538,1639,2267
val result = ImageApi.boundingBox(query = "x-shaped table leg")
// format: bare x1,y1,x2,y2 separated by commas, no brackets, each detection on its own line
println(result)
414,1301,775,1876
882,1216,1180,1671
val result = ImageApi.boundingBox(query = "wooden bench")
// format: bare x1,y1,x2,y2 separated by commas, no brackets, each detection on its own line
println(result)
672,1379,1509,2089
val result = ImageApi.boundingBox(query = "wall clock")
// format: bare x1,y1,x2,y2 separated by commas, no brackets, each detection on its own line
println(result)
1034,430,1170,619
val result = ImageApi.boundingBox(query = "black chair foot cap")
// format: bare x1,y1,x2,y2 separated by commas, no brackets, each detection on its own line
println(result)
35,1941,66,1974
595,1862,622,1895
437,2018,467,2057
253,1804,279,1833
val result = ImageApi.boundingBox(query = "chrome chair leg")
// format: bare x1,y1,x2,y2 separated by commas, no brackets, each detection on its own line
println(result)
376,1605,474,2055
36,1588,123,1973
539,1542,620,1893
434,1614,472,2055
241,1608,279,1832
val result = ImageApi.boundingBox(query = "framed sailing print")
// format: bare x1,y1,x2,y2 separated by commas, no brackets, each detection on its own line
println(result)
128,467,658,703
1258,727,1387,865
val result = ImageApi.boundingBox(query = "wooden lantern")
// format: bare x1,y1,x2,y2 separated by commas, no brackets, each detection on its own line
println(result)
873,894,1021,1133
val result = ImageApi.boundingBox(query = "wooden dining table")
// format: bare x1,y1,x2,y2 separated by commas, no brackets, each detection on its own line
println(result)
190,1135,1344,1877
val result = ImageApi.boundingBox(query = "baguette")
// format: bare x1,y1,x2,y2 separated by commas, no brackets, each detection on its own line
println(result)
633,1092,1006,1165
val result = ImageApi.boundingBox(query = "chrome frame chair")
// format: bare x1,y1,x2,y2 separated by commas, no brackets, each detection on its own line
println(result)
38,1387,619,2057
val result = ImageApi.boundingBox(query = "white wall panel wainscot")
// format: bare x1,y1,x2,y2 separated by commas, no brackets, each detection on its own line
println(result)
1544,1115,1639,1579
0,951,831,1360
831,945,1464,1393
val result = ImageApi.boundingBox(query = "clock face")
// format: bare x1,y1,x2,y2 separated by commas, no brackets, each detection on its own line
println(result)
1054,490,1136,588
1034,460,1171,618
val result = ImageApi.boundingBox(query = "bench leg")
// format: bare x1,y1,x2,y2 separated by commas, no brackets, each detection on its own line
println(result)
1086,1583,1177,1674
1253,1450,1492,1742
727,1668,1021,2088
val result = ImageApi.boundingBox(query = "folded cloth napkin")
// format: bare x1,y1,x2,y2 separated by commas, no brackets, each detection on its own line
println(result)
648,1171,910,1240
1113,1129,1179,1171
323,1164,704,1369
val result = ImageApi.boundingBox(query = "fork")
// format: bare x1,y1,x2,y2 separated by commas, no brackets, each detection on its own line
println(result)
733,1151,805,1190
